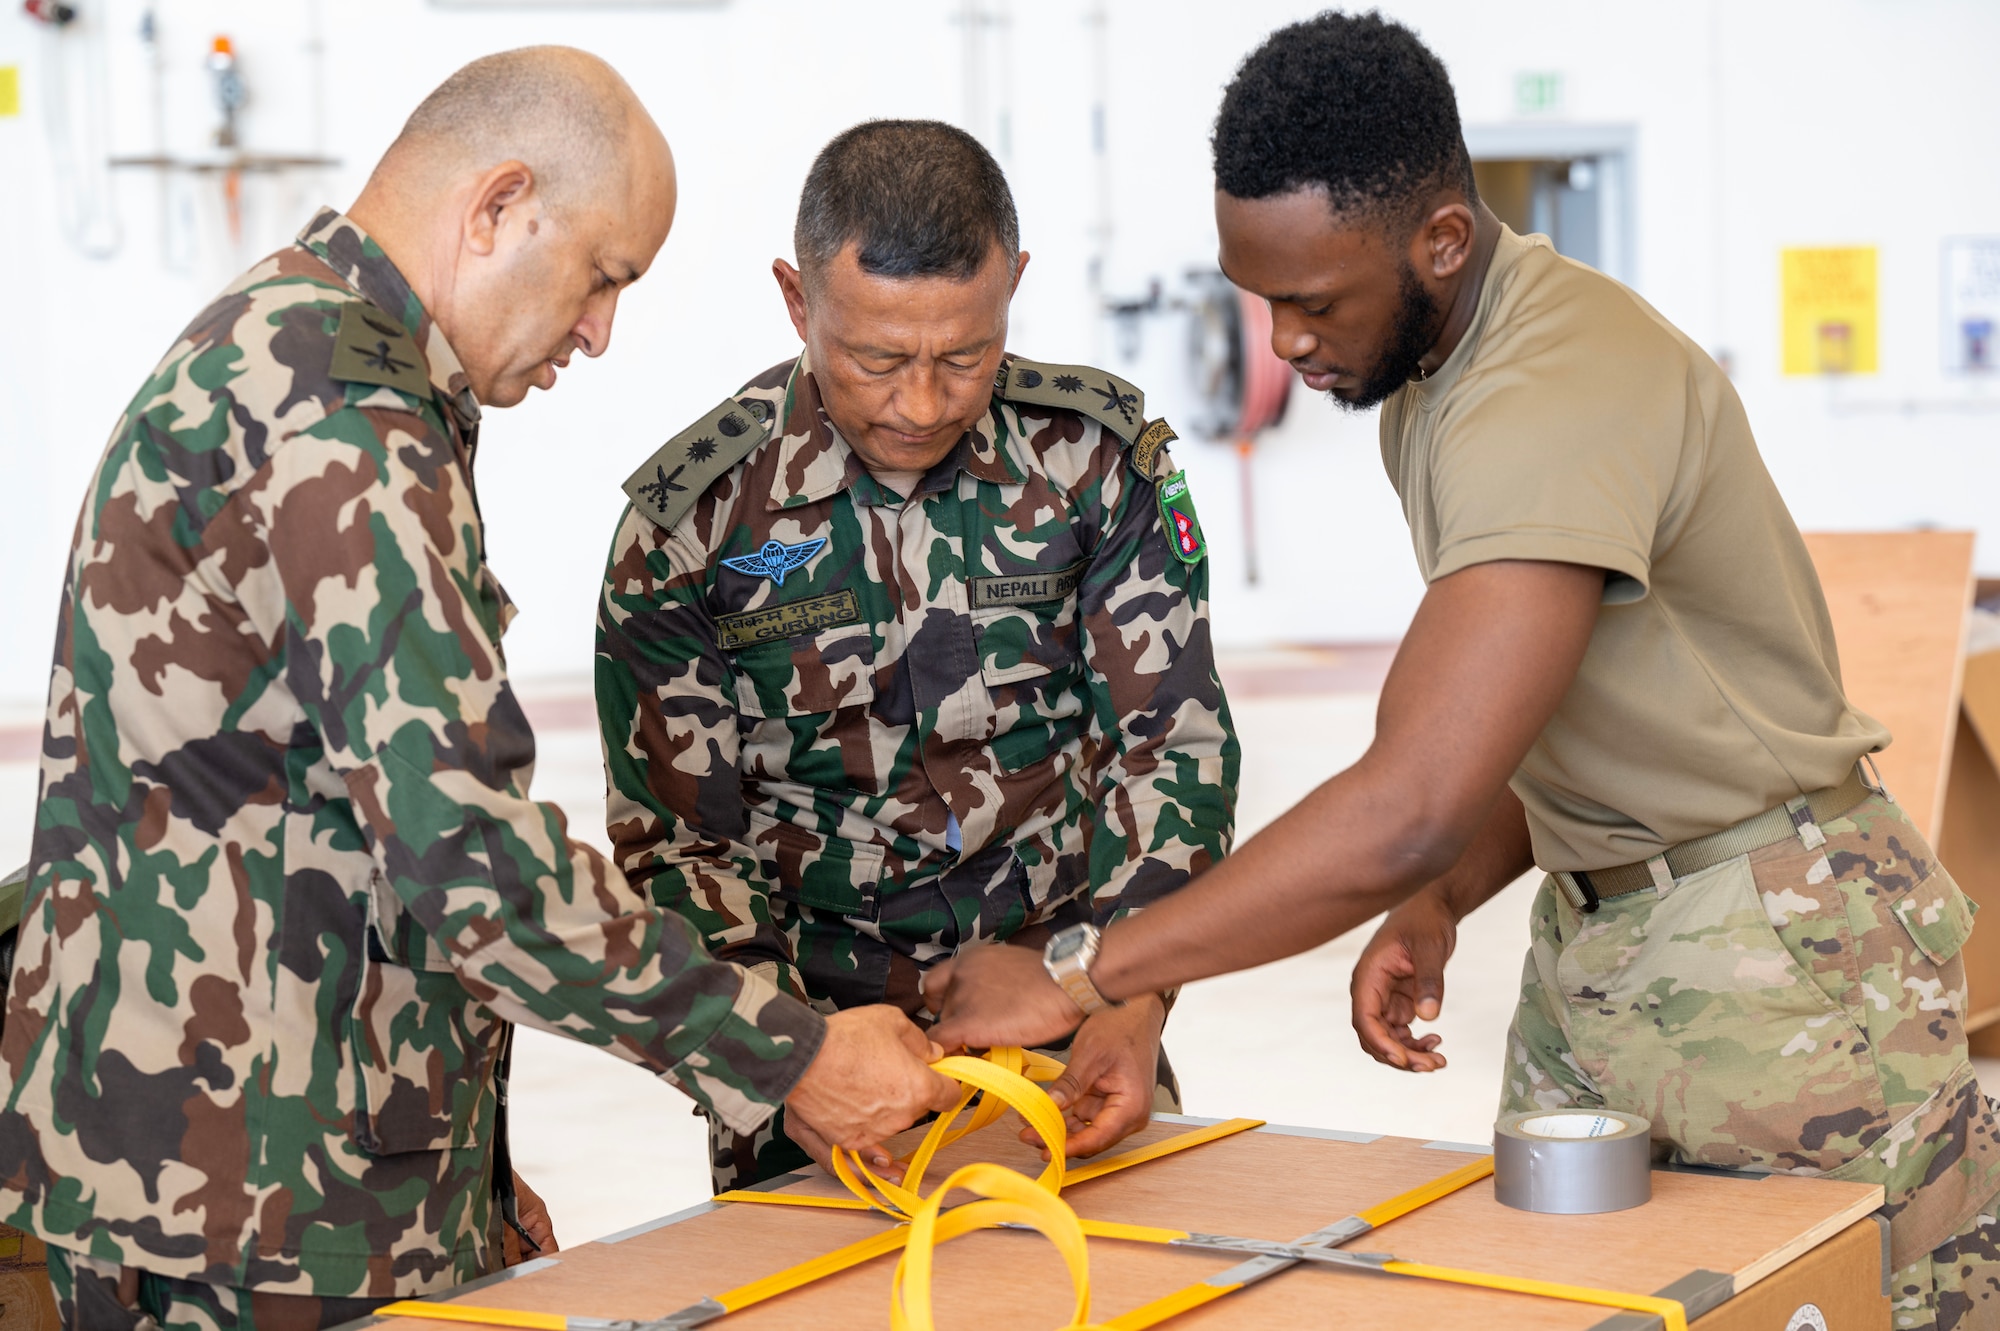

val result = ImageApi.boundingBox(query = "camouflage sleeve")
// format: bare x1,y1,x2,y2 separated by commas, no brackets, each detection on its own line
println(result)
1078,439,1239,925
595,504,807,1003
249,407,822,1133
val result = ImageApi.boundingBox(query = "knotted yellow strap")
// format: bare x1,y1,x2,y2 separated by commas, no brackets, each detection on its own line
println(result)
890,1162,1102,1331
717,1046,1261,1219
834,1051,1070,1220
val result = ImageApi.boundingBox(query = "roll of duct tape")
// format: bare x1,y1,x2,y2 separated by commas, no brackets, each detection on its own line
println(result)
1493,1109,1653,1215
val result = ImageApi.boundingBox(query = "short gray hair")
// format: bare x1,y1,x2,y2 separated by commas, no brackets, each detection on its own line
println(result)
795,120,1019,287
386,46,633,212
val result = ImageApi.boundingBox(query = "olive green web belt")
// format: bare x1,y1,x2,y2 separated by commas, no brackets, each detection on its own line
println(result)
1554,762,1876,911
378,1046,1696,1330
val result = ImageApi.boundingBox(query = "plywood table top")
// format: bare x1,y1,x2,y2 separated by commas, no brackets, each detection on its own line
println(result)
368,1115,1883,1331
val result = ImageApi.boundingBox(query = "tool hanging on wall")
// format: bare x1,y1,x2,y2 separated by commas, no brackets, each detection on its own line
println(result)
30,0,123,258
112,18,338,272
1187,272,1291,584
209,35,246,245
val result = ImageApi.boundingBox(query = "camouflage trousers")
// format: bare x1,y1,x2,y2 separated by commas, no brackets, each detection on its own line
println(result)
1504,791,2000,1331
707,1040,1183,1193
46,1248,392,1331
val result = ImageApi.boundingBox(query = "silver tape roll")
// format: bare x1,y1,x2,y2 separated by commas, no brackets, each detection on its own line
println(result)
1493,1109,1652,1214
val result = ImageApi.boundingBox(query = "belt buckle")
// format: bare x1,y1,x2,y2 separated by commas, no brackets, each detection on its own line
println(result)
1558,870,1602,914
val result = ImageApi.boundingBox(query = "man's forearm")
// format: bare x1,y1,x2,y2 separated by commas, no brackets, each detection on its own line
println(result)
1425,785,1535,922
1081,560,1603,1005
1089,778,1531,1005
1087,760,1445,1002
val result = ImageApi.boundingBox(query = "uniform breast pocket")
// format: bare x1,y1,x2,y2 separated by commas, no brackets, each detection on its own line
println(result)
971,559,1086,690
973,572,1089,774
728,621,877,718
728,617,879,792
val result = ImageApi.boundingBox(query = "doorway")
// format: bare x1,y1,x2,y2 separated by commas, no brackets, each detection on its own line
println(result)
1465,125,1635,284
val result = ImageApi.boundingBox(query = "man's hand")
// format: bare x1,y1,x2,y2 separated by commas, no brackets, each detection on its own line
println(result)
926,942,1087,1053
784,1005,961,1152
501,1170,560,1265
1351,890,1457,1071
1018,993,1166,1160
784,1106,909,1185
1350,786,1534,1071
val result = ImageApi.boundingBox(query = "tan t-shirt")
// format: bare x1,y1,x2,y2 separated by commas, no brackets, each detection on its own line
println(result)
1380,226,1889,871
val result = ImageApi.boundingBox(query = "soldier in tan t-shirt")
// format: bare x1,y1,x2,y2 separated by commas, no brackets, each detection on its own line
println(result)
928,14,2000,1330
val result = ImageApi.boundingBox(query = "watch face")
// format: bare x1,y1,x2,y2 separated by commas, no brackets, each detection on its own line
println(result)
1049,930,1086,962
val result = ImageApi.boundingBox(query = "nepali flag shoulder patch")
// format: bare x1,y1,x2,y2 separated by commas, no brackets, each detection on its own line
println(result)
1155,470,1207,566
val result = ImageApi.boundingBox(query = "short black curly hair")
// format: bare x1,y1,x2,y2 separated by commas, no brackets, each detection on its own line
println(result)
1212,10,1476,232
796,120,1019,289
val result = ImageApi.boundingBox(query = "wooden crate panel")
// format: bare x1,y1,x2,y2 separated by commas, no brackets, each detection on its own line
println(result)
380,1117,1883,1330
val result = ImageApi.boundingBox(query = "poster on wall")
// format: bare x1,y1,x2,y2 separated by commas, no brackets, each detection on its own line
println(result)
1781,246,1878,376
1942,238,2000,373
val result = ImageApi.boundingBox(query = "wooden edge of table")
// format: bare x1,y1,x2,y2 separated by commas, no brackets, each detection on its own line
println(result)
1730,1184,1885,1293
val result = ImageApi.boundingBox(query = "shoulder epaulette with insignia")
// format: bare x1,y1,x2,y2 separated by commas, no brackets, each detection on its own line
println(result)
997,358,1147,445
623,394,776,532
328,302,430,400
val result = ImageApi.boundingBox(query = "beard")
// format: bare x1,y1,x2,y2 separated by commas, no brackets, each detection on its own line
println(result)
1328,260,1443,412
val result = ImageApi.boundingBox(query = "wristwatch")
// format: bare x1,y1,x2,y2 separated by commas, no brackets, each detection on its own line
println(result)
1043,923,1117,1016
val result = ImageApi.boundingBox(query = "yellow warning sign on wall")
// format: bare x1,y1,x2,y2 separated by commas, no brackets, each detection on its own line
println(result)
1782,247,1878,375
0,67,19,119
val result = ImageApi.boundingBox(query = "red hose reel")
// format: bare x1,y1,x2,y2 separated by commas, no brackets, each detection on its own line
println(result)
1187,275,1292,583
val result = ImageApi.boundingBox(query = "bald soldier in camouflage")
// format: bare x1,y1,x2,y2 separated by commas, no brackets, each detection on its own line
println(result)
596,121,1238,1190
0,51,954,1331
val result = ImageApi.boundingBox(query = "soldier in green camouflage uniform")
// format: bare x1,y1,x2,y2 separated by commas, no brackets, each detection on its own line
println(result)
596,122,1237,1191
0,53,953,1330
1,202,822,1319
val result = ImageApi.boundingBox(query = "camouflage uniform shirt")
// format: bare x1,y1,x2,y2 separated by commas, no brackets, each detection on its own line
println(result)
0,210,823,1298
596,354,1237,1017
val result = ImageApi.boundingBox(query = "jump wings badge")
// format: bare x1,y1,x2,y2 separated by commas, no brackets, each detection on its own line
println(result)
722,537,827,587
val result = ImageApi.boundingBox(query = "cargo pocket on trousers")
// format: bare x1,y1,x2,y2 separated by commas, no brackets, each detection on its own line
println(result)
348,947,504,1155
1553,854,1889,1175
1889,862,1976,966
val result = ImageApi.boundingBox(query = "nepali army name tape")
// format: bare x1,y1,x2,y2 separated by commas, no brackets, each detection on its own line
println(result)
1493,1109,1652,1215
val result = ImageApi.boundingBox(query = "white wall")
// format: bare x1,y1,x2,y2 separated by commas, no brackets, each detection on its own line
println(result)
3,0,1998,707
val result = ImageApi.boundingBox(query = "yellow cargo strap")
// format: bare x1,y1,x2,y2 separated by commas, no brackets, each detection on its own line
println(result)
1379,1261,1689,1331
890,1161,1102,1331
379,1050,1688,1331
375,1308,569,1331
1097,1152,1687,1331
716,1046,1261,1219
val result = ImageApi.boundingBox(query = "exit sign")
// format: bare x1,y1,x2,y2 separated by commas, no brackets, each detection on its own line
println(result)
1515,71,1564,116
